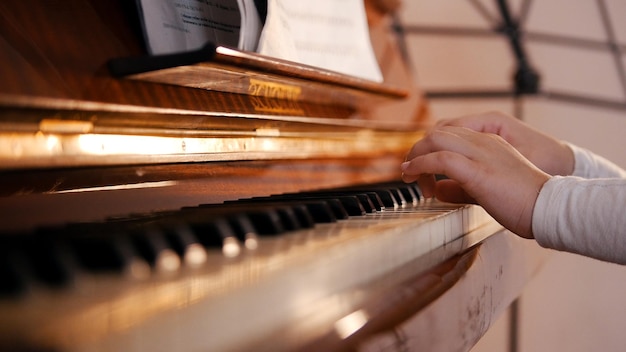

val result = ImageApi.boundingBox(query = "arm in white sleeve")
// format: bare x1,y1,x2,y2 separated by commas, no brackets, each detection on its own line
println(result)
568,143,626,179
533,176,626,264
532,144,626,264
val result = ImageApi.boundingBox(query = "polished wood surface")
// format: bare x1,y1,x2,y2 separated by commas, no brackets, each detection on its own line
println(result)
0,0,222,111
0,0,427,121
0,1,545,351
0,0,428,185
0,0,429,228
308,232,547,352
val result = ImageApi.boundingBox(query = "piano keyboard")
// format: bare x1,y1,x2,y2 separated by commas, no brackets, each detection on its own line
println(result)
0,182,501,351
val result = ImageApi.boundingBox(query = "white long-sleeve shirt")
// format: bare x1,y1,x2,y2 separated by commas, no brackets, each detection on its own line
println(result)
532,144,626,264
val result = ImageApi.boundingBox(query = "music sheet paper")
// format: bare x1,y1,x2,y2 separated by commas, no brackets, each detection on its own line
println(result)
257,0,383,82
137,0,262,55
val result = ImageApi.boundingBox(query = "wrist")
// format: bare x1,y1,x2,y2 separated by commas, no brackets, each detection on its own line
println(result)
521,172,550,239
559,142,576,176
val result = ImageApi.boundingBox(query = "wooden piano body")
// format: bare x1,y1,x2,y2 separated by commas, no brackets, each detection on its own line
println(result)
0,1,546,351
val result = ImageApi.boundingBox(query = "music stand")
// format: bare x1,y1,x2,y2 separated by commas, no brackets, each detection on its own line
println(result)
394,0,626,118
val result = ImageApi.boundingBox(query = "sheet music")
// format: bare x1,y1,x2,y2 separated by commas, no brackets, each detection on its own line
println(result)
257,0,383,82
137,0,257,55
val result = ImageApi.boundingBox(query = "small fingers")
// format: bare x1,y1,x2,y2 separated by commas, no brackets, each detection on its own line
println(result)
405,126,480,163
436,111,512,135
401,158,477,202
401,163,436,198
401,150,478,192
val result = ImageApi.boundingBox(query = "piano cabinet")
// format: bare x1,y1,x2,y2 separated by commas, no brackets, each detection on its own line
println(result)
0,0,547,351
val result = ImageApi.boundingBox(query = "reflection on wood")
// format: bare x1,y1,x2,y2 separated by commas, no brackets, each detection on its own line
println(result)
0,0,545,351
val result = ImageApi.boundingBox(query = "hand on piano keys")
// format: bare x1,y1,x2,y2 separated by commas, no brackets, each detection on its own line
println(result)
401,119,551,239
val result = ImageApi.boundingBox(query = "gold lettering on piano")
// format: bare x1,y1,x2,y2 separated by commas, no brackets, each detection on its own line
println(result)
249,96,304,115
248,79,301,100
248,79,304,115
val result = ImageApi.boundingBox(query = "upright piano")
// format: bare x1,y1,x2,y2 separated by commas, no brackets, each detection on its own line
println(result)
0,1,547,351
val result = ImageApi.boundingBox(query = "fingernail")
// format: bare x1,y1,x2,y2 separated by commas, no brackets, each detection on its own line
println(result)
401,161,410,171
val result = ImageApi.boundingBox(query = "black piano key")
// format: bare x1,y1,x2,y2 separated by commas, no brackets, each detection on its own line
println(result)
388,188,407,208
300,196,368,216
157,207,256,254
161,223,200,254
163,224,208,268
302,201,337,223
350,190,385,213
235,194,352,221
264,194,366,217
130,227,181,273
344,193,377,213
291,204,315,229
190,219,242,258
228,214,259,245
409,183,423,200
370,189,399,209
312,190,385,213
274,207,302,231
25,237,75,288
349,194,375,214
226,196,342,224
123,204,253,252
321,198,349,220
0,248,29,297
246,209,285,235
164,224,194,258
327,195,367,216
187,202,305,235
398,184,420,205
372,181,423,205
227,215,260,250
282,189,373,212
68,233,142,275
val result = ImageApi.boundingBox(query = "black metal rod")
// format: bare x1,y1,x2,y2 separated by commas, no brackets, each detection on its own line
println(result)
496,0,540,95
596,0,626,100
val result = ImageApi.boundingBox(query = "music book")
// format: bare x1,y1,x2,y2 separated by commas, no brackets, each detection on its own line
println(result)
134,0,382,83
136,0,263,54
113,0,400,108
257,0,382,83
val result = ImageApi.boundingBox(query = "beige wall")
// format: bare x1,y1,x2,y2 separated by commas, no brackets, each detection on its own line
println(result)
398,1,626,351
